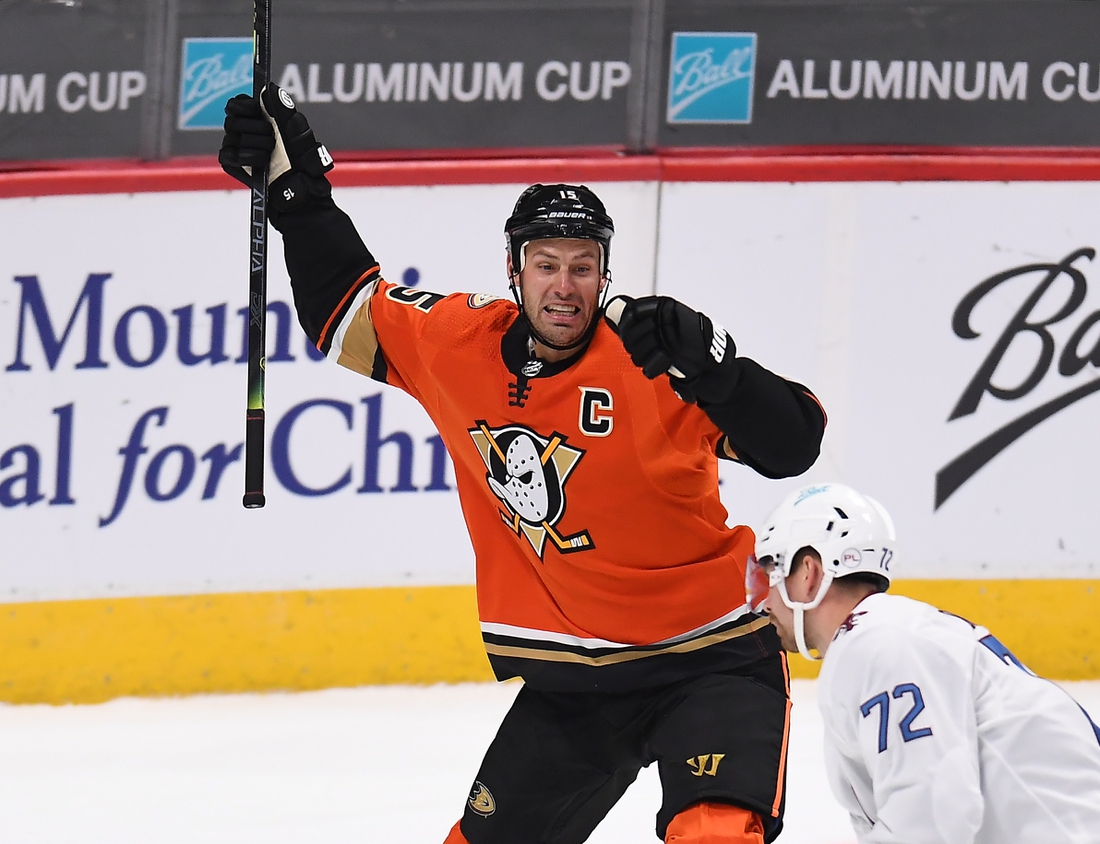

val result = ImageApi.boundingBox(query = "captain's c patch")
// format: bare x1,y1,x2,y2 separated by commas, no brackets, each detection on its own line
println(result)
578,386,614,437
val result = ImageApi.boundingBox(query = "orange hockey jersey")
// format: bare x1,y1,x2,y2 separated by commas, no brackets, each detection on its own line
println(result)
321,275,814,691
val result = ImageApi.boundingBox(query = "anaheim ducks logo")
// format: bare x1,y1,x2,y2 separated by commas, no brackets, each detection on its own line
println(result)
468,780,496,816
469,421,594,558
467,292,500,309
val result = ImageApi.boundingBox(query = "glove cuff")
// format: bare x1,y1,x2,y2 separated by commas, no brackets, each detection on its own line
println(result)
671,354,739,405
268,171,333,221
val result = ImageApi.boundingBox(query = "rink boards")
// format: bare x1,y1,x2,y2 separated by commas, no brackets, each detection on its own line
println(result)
2,159,1098,701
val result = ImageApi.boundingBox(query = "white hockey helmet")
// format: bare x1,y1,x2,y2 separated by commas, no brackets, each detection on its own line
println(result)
746,483,896,660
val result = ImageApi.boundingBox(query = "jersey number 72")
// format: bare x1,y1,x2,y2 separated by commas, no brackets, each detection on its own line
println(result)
860,683,934,753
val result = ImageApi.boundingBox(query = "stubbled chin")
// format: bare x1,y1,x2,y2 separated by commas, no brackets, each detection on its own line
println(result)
770,621,796,652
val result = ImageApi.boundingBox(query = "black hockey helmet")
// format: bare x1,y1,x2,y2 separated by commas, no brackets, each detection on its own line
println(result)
504,183,614,279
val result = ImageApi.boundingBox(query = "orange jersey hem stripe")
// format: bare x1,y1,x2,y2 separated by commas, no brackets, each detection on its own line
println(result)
483,616,771,667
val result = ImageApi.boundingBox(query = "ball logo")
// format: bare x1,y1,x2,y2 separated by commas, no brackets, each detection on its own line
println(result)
937,247,1100,508
667,32,758,124
178,38,253,130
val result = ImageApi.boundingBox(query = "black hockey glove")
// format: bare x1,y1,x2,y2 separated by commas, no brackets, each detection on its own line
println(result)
605,294,737,405
218,85,334,215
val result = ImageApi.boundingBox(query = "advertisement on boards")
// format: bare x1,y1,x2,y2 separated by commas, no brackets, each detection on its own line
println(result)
0,0,637,161
0,0,148,160
169,0,637,156
660,181,1100,578
178,37,254,131
5,1,1100,161
661,1,1100,147
0,181,658,603
3,176,1096,604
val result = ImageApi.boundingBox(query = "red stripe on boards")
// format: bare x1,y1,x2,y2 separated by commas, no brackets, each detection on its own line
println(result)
3,148,1100,198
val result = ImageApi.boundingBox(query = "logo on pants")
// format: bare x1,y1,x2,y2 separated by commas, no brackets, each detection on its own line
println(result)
667,32,757,124
468,781,496,816
687,753,725,776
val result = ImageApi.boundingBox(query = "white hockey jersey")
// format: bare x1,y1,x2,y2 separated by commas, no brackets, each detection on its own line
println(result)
817,592,1100,844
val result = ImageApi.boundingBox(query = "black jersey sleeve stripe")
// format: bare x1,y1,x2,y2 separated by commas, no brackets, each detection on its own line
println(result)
271,194,381,348
316,264,380,355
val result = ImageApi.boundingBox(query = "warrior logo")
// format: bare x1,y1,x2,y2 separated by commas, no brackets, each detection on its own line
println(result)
469,421,594,558
687,753,725,777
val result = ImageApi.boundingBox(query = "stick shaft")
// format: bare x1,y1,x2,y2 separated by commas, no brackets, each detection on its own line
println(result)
243,0,271,509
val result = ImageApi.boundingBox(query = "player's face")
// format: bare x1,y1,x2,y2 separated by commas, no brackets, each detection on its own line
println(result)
519,239,604,359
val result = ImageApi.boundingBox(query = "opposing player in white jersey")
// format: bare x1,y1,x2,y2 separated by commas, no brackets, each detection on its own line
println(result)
747,483,1100,844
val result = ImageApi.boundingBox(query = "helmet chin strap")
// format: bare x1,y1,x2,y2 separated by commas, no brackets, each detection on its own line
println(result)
777,572,835,662
792,605,818,662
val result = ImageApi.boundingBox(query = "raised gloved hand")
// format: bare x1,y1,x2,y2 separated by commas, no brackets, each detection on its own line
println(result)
605,294,736,404
218,85,334,213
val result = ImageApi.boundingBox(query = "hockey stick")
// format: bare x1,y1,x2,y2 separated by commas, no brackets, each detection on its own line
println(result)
242,0,271,509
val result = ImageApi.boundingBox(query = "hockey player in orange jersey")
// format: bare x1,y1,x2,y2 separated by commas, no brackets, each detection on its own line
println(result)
220,85,826,844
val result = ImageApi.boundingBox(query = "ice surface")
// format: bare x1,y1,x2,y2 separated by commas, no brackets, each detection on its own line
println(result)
1,680,1097,843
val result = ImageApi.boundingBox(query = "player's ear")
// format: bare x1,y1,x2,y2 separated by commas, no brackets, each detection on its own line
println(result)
790,547,817,583
800,549,826,592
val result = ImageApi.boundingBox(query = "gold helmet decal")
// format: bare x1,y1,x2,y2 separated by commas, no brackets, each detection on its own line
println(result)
469,421,594,558
468,780,496,816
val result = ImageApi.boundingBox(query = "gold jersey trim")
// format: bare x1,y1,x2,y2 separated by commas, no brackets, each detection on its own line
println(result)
483,615,772,667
